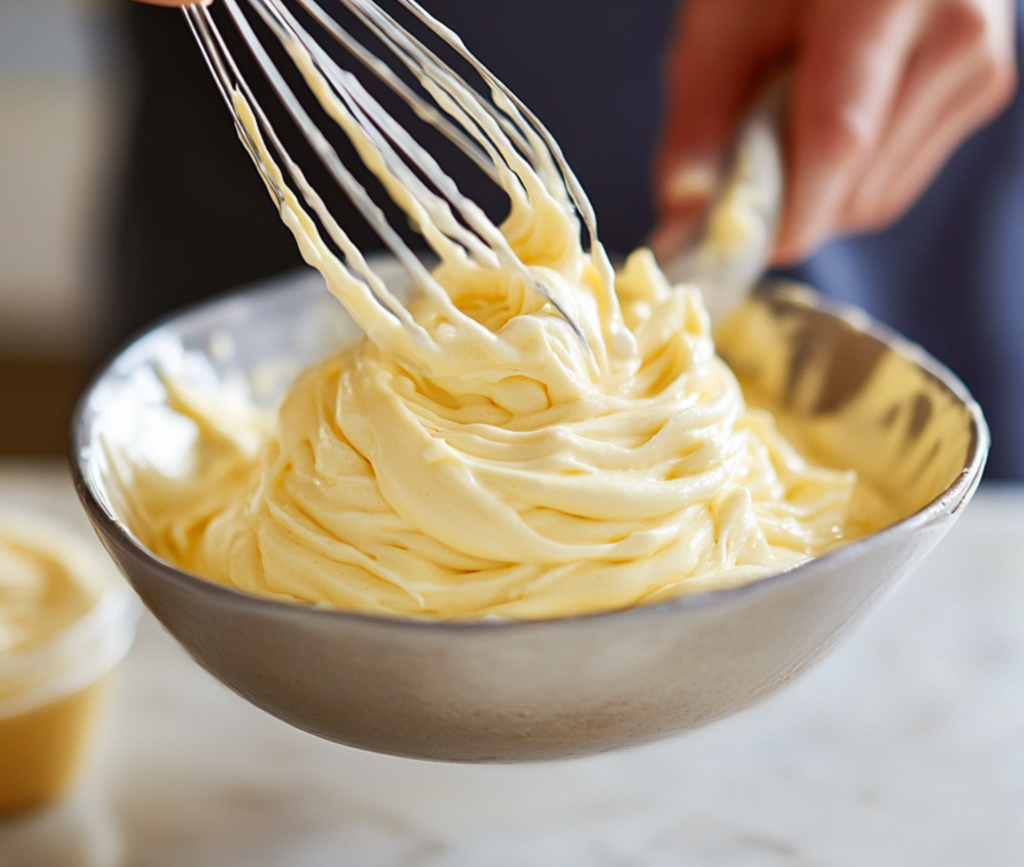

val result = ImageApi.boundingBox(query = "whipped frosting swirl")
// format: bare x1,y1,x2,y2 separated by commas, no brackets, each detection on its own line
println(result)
125,42,887,619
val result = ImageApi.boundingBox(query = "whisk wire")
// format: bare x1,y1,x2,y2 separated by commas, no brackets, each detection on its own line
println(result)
185,5,286,206
294,0,500,180
184,0,592,344
244,0,519,312
265,0,505,267
188,1,420,326
394,0,599,242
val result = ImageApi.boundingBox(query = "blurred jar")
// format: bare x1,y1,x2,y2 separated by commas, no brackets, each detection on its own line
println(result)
0,510,137,816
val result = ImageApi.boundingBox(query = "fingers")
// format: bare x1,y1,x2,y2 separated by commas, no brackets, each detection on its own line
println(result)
774,0,922,261
840,0,1017,233
655,0,1017,265
651,0,797,256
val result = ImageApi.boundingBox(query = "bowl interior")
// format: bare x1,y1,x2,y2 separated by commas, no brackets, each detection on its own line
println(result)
717,281,983,517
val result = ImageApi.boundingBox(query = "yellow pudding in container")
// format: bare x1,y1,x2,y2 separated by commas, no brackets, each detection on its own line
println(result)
0,511,137,815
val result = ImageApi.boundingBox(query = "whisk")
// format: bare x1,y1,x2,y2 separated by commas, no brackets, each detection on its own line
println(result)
181,0,603,344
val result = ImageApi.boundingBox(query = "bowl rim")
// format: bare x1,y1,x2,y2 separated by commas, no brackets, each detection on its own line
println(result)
70,276,989,634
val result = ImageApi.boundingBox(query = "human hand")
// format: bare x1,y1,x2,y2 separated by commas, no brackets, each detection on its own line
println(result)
652,0,1017,264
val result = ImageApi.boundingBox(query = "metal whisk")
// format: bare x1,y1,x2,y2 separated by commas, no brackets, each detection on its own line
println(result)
181,0,599,342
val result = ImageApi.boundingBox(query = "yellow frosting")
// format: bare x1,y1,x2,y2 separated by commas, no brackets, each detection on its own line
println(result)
0,515,119,815
0,519,98,658
0,677,113,815
121,41,897,620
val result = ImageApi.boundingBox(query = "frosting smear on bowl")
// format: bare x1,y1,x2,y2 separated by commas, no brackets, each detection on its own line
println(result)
122,43,895,619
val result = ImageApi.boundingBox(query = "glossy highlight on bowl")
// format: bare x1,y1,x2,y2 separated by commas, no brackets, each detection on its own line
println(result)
72,268,987,762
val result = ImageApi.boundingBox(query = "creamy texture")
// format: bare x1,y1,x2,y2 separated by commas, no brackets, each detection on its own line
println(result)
0,676,114,815
0,515,119,815
122,44,896,619
0,518,98,656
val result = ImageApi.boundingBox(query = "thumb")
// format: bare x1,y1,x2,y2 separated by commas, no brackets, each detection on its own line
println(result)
652,0,794,256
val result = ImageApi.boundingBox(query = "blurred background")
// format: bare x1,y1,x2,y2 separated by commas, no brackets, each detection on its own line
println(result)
0,0,126,456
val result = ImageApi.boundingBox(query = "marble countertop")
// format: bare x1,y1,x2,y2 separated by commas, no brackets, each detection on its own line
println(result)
1,459,1021,866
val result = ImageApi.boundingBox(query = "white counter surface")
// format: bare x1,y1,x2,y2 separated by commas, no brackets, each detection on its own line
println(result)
1,459,1021,866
